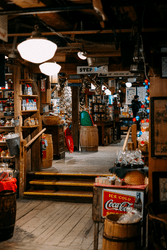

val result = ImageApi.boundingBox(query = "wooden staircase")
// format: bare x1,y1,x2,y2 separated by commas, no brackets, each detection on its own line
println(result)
24,172,112,202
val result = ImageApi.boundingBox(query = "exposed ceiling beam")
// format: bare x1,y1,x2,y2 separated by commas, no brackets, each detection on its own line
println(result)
0,5,93,15
7,27,167,37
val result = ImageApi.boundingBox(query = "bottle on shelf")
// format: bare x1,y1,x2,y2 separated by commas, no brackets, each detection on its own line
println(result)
26,99,30,110
21,99,26,110
24,84,28,95
33,99,37,110
0,102,3,112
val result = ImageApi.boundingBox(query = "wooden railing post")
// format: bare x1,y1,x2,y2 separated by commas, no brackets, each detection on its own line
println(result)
131,124,137,150
19,139,27,198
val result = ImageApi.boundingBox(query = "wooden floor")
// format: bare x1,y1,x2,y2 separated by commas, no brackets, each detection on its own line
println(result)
0,199,103,250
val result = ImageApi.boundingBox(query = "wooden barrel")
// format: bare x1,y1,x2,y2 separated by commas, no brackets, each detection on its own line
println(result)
80,126,98,152
0,192,16,242
42,134,53,168
102,214,141,250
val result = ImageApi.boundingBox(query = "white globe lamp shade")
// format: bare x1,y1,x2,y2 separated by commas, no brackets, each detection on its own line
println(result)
39,62,61,76
17,39,57,64
125,82,132,88
77,51,87,60
17,25,57,64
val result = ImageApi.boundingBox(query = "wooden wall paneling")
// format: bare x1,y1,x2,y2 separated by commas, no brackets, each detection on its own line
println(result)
72,86,79,151
149,77,167,203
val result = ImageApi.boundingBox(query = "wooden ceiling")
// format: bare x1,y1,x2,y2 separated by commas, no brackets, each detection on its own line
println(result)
0,0,167,75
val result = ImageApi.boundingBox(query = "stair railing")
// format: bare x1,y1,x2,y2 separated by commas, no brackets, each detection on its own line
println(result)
19,128,46,197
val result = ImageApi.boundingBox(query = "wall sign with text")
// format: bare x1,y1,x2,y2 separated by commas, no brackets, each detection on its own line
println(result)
102,188,144,218
77,66,108,74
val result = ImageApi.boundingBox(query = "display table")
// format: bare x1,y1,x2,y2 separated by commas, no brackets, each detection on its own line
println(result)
94,121,115,145
92,183,148,250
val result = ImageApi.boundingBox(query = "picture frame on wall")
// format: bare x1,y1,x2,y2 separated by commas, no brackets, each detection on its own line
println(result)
151,97,167,157
161,56,167,78
125,87,136,105
153,172,167,201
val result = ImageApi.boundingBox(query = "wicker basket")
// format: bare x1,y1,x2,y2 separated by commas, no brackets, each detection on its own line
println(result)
43,116,60,125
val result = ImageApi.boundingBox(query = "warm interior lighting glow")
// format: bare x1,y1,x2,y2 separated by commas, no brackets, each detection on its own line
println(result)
125,82,132,88
39,62,61,76
77,51,87,60
49,74,58,83
17,25,57,64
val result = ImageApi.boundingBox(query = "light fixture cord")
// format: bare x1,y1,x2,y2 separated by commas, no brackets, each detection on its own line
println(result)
140,35,148,80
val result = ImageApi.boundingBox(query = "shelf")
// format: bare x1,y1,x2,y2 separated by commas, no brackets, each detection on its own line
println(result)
20,79,33,85
0,156,15,159
0,126,15,129
0,89,14,92
21,125,39,129
19,95,38,99
0,141,7,146
21,109,39,115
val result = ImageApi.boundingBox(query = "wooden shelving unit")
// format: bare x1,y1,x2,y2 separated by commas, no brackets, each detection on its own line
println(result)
19,95,38,99
20,79,33,85
20,110,39,115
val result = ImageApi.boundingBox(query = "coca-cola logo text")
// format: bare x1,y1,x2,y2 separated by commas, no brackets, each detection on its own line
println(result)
104,199,133,212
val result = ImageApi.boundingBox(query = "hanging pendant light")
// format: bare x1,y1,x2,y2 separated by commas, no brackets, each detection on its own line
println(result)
39,62,61,76
125,81,132,88
17,25,57,64
77,51,87,60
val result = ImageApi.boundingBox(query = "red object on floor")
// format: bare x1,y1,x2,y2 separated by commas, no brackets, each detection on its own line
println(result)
0,178,17,192
66,135,74,153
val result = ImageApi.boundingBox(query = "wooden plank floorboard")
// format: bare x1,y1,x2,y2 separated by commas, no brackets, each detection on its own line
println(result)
45,203,91,245
58,206,92,247
33,203,80,244
69,215,94,248
22,202,75,242
16,200,43,220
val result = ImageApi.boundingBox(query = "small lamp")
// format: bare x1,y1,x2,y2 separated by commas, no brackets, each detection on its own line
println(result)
17,25,57,64
39,62,61,76
77,51,87,60
125,82,132,88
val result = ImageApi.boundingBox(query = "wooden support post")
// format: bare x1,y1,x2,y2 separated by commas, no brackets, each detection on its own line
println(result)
72,86,79,151
131,124,137,150
13,65,21,171
19,139,27,198
94,222,99,250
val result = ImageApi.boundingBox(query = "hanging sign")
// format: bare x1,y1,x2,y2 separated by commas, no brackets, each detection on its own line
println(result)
77,66,108,74
98,71,141,77
41,79,46,92
0,15,8,42
68,83,82,87
102,188,144,218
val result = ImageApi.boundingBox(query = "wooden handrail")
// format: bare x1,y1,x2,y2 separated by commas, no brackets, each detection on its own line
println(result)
25,128,46,148
122,126,131,151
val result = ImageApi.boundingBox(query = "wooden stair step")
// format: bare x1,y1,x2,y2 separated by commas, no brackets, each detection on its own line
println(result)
29,179,94,187
24,189,93,198
32,172,112,177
